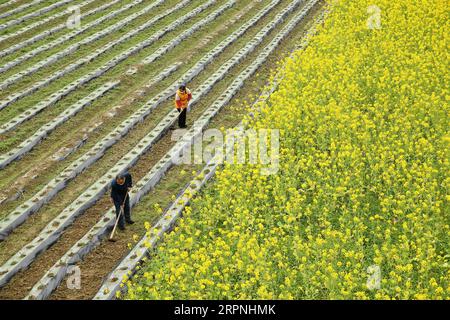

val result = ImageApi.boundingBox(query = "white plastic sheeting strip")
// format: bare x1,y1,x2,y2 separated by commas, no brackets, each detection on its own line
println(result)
0,0,76,31
0,0,157,80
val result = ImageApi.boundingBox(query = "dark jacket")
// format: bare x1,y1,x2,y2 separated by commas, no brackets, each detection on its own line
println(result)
110,172,133,203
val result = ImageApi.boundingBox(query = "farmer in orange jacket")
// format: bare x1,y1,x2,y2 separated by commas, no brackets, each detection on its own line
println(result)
174,84,192,128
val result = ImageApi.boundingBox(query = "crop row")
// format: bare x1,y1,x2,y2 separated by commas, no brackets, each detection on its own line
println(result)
0,0,239,285
0,81,120,169
96,0,319,297
0,0,102,46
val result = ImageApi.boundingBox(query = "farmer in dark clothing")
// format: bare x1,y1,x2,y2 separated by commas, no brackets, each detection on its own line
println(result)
110,172,134,230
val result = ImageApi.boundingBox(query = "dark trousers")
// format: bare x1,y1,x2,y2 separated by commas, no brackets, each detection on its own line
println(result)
113,195,131,228
178,108,187,128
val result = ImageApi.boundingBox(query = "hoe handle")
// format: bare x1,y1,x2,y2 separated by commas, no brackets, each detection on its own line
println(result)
109,192,128,240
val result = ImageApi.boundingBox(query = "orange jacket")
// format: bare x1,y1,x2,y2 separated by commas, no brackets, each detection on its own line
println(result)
175,88,192,109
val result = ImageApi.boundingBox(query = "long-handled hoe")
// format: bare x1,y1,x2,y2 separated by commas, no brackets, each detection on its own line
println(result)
109,192,128,242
